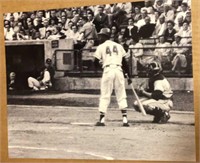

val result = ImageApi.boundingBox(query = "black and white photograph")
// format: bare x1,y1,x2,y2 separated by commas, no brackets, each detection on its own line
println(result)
3,0,196,161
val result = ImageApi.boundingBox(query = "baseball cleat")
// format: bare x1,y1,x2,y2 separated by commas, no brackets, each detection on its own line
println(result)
159,111,170,124
122,123,130,127
95,122,105,126
153,111,170,124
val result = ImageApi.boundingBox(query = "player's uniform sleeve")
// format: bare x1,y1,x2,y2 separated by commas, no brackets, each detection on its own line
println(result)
154,80,164,92
42,70,51,84
151,80,165,100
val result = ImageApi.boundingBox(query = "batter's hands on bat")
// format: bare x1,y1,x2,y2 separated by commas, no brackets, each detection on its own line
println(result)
124,73,132,85
127,78,132,85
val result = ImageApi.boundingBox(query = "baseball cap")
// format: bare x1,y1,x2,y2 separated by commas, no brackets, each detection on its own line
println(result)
46,58,52,64
98,28,111,37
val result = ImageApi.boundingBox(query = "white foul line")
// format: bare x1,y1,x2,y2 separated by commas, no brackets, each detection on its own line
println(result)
9,146,114,160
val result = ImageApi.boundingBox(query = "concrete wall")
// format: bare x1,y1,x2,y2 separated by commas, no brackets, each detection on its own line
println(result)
54,77,194,91
5,39,73,64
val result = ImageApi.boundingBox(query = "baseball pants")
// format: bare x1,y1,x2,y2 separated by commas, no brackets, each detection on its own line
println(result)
99,66,128,113
134,97,173,111
28,77,40,88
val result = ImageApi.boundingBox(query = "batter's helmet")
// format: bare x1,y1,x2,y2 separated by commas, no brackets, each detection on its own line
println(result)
98,28,111,37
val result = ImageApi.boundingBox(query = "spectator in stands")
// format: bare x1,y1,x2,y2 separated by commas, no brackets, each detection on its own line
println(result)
175,2,189,25
184,11,191,27
110,25,119,42
93,6,109,32
141,0,154,14
16,21,25,34
148,7,156,24
163,20,177,44
153,0,164,14
65,20,74,37
133,6,142,23
161,4,175,22
48,18,57,32
9,15,17,28
118,27,126,36
67,24,81,44
117,34,129,52
154,35,172,69
171,33,187,75
30,12,36,21
4,20,14,40
26,17,33,26
153,14,167,38
127,38,143,76
104,3,118,14
79,16,98,42
25,21,35,39
60,14,70,30
171,0,182,12
87,12,94,25
79,16,98,60
39,18,49,39
44,30,52,39
174,15,184,32
177,21,192,44
116,2,132,14
71,13,81,25
47,25,66,40
49,10,59,25
136,9,148,30
16,29,29,40
57,21,68,34
36,10,46,21
31,30,40,40
18,12,28,30
123,17,139,44
112,9,128,28
28,58,54,91
33,17,44,32
138,16,156,39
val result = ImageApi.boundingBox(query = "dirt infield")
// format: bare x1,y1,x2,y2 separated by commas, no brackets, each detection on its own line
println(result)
7,90,194,111
8,105,196,161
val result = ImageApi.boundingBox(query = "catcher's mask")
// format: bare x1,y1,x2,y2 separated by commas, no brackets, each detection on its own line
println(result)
147,61,161,77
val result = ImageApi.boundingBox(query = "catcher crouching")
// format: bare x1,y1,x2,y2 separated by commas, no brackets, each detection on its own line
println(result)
134,61,173,124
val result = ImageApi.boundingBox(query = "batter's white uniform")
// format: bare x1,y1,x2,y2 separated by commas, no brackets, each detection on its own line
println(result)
94,40,128,113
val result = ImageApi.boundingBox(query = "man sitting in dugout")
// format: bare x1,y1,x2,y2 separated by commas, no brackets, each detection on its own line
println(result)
27,58,55,91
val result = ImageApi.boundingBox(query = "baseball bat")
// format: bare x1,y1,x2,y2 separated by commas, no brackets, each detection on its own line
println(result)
125,74,147,116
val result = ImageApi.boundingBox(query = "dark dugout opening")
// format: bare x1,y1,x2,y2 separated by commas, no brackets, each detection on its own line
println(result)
6,44,45,90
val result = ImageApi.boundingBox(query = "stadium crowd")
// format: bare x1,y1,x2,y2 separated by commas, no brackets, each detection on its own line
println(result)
4,0,192,75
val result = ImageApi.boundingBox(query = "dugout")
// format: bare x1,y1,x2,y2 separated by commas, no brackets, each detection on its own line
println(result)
5,39,74,90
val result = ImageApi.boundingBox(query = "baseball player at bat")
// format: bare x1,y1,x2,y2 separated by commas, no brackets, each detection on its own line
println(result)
134,61,173,124
94,28,132,127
